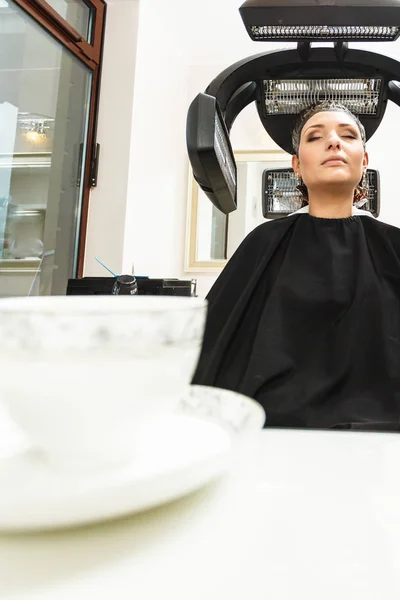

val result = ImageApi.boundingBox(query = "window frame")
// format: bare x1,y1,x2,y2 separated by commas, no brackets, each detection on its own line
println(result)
10,0,107,277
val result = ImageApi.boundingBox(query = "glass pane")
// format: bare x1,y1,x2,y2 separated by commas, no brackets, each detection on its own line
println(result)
44,0,92,42
0,1,92,297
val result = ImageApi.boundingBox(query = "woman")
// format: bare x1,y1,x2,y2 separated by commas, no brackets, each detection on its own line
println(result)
192,100,400,430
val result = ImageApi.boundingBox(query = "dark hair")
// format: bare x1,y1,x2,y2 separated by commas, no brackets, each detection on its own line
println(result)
292,100,367,206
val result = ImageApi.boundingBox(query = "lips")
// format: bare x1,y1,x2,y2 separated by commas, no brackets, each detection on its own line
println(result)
322,156,346,165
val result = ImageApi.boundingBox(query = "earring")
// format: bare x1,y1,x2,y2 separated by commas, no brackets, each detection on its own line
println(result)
362,170,368,190
294,172,308,207
354,170,369,207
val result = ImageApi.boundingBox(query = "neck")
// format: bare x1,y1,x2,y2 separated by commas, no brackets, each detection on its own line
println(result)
307,188,354,218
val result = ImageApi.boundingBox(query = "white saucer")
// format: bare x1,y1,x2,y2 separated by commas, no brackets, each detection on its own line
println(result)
0,385,265,532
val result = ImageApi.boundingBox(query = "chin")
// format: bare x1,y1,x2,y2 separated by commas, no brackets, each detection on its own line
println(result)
319,174,354,185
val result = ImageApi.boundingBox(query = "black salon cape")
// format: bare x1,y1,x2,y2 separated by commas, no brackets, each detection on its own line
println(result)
192,213,400,429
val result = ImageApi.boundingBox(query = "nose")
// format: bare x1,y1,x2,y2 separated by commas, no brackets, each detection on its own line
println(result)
326,130,342,150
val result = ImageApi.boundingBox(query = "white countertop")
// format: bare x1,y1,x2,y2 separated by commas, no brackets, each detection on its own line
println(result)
1,427,400,600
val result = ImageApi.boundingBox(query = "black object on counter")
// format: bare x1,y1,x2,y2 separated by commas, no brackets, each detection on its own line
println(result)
67,277,196,297
112,274,138,295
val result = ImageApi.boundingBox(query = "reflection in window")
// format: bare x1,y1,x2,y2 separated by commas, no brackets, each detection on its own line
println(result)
196,187,227,261
0,1,92,297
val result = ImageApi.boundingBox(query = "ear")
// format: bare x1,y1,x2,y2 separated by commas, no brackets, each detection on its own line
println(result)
362,151,369,169
292,154,300,175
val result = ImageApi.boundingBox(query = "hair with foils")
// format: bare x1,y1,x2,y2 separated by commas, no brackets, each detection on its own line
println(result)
291,100,368,206
291,100,367,157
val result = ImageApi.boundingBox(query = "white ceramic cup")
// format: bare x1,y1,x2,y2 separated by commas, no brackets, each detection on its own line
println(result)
0,295,207,469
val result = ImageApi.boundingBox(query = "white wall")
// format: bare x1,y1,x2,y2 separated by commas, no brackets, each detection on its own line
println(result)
121,0,190,279
83,0,140,277
85,0,400,296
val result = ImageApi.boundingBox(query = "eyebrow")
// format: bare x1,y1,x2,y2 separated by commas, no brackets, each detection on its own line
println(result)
304,123,358,134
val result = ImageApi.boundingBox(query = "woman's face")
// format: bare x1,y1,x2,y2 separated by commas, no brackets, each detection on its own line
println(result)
292,110,368,194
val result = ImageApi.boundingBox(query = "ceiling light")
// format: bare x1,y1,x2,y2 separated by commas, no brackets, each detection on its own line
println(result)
25,130,45,143
18,113,54,142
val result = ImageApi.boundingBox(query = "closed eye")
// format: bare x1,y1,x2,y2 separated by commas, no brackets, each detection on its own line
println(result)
307,134,356,142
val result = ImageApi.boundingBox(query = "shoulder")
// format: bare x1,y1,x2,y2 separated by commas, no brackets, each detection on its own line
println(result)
363,216,400,252
232,215,302,260
379,220,400,234
375,218,400,239
220,217,297,278
365,217,400,235
229,217,296,259
243,215,299,244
